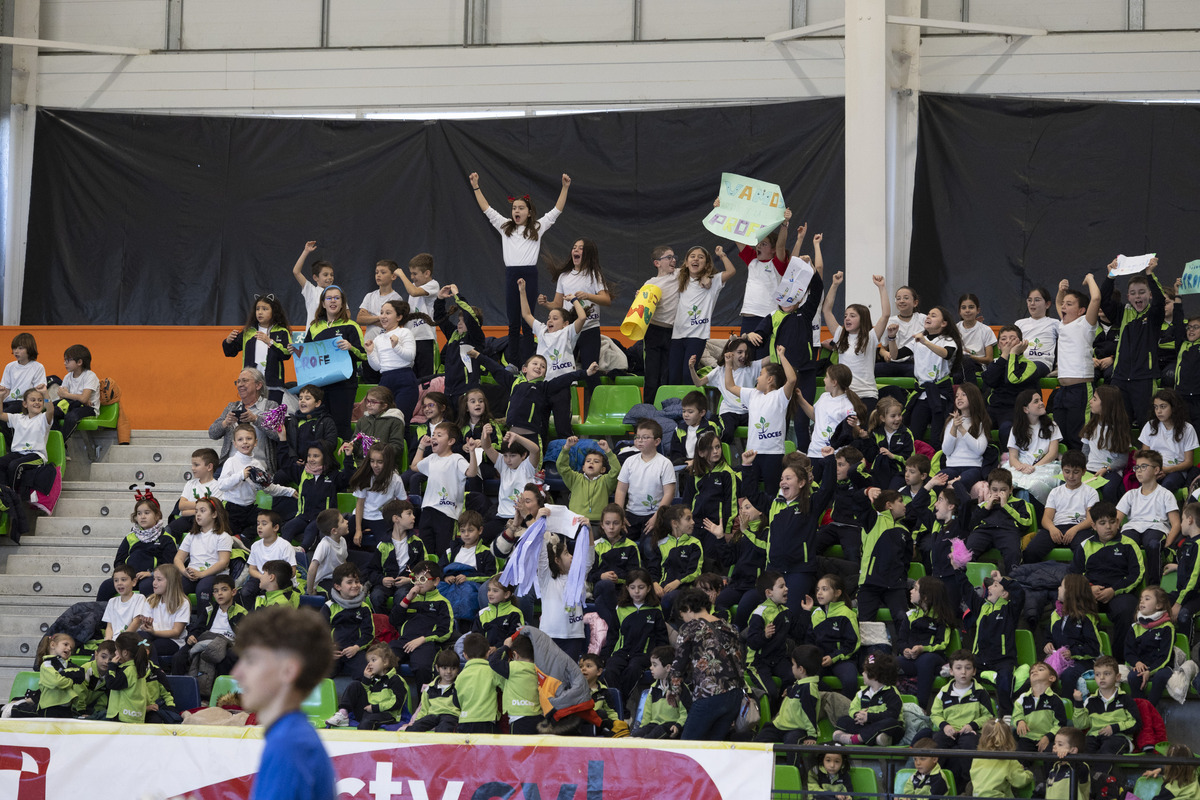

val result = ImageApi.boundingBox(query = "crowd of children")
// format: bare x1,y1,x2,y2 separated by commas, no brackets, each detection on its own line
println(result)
9,177,1200,798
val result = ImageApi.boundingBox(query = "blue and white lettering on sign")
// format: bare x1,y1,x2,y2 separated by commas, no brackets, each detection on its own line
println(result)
294,338,354,387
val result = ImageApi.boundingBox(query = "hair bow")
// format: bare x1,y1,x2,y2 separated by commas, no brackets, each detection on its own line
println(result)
130,483,160,511
253,293,275,302
506,194,531,203
260,405,287,433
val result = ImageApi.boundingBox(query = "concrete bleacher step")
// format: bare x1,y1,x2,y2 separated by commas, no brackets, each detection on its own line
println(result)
0,574,102,598
32,515,132,538
15,539,125,554
66,462,193,486
55,490,184,518
4,554,113,576
100,444,199,465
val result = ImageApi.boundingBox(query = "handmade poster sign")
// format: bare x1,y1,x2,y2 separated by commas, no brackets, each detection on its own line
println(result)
293,338,354,387
775,255,815,307
1179,259,1200,296
702,173,787,246
1108,253,1156,277
620,282,663,340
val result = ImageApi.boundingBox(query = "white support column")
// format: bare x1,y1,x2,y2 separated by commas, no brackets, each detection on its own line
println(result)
886,0,921,292
3,0,39,325
842,0,887,315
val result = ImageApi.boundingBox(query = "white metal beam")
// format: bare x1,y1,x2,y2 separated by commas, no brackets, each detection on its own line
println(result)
0,35,149,56
885,16,1047,37
765,18,845,42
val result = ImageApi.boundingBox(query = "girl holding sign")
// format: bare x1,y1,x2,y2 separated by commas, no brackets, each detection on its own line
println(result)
469,171,571,367
668,246,737,385
297,285,365,441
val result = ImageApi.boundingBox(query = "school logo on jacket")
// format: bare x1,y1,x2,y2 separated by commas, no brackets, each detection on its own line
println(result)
755,417,782,440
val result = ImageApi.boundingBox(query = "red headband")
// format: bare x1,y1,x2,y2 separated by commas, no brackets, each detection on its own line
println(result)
507,195,531,203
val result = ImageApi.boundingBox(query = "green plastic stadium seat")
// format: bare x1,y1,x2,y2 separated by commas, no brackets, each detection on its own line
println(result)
355,384,377,404
1134,777,1164,800
255,490,273,510
895,769,957,796
908,562,926,580
9,670,39,700
773,764,802,799
337,493,357,514
849,767,878,795
1162,570,1178,595
1099,630,1111,656
1016,629,1035,667
653,385,701,409
301,678,340,726
75,402,119,432
1048,548,1074,563
573,386,641,437
47,431,65,469
966,562,992,588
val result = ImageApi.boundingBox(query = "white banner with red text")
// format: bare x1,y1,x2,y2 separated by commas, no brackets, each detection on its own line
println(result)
0,720,774,800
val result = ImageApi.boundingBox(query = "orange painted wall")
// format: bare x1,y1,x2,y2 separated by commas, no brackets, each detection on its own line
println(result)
0,325,742,430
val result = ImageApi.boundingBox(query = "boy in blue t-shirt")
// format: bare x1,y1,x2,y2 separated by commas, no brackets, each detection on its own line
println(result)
233,605,336,800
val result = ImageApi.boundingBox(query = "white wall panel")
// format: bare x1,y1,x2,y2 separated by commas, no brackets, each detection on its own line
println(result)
640,0,790,41
488,0,632,43
1146,0,1200,30
969,0,1127,32
41,0,166,50
328,0,464,47
181,0,321,50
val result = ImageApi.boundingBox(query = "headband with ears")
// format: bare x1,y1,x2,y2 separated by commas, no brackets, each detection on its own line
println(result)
506,195,532,203
130,483,160,512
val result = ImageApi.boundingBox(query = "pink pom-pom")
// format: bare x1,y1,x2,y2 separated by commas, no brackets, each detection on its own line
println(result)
353,432,379,453
1045,646,1072,676
583,612,608,655
260,405,287,433
949,538,973,570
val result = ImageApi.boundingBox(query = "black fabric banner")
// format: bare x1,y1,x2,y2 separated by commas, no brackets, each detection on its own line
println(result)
25,101,846,327
909,94,1200,322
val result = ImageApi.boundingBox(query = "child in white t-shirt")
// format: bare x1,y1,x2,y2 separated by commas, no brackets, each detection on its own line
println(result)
1006,388,1063,505
1118,449,1182,583
727,345,799,492
241,509,299,608
878,286,926,378
0,386,53,495
481,427,539,544
955,293,997,382
103,564,152,640
519,277,588,438
822,271,891,412
393,253,441,379
413,421,479,560
693,336,761,443
356,260,402,357
1015,286,1060,379
0,332,47,416
886,305,962,448
347,441,406,550
668,245,737,385
1138,389,1199,492
1024,451,1098,563
172,497,235,606
307,508,349,595
290,240,335,325
56,344,100,441
169,447,222,537
614,419,677,538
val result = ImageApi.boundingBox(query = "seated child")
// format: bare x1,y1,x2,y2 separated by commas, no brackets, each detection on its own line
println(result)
28,633,84,718
388,561,452,691
254,560,300,609
168,447,221,537
1075,656,1141,787
1012,661,1070,758
754,644,822,744
580,653,621,736
557,436,620,524
274,441,342,550
76,640,116,719
970,720,1033,799
856,488,912,638
590,504,642,642
467,577,524,654
1024,450,1099,564
322,563,375,679
172,497,235,607
926,649,994,790
599,568,666,708
455,632,504,734
898,577,956,709
1071,502,1144,663
797,574,862,699
241,510,298,608
1046,573,1103,695
982,326,1040,447
669,391,722,464
654,505,704,615
0,387,53,495
278,384,337,466
808,750,852,800
1128,586,1175,705
171,575,246,690
102,564,151,640
902,740,951,798
55,344,99,441
404,648,460,732
487,632,542,735
1169,502,1200,633
103,632,152,724
632,645,687,739
442,510,497,616
1046,726,1089,800
306,509,349,596
965,468,1034,574
1117,449,1181,584
744,570,797,709
833,652,903,746
325,643,406,730
365,499,425,611
215,424,294,541
964,570,1025,715
1142,744,1199,800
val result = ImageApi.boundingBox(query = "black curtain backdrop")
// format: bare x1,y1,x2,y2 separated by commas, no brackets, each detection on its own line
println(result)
25,101,846,327
909,94,1200,323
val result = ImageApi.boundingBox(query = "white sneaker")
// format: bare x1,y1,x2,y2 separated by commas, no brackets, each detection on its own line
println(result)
325,709,349,727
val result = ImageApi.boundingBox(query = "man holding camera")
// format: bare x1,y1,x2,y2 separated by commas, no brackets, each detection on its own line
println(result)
208,367,281,473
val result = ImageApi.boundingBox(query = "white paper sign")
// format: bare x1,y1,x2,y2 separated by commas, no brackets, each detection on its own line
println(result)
544,503,588,539
459,344,474,368
774,255,815,307
1109,252,1156,277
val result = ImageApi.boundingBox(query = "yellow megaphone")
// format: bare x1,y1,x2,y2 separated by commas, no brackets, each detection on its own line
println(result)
620,283,663,341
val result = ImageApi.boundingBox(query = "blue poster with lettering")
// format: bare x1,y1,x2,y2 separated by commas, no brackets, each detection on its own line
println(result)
293,338,354,386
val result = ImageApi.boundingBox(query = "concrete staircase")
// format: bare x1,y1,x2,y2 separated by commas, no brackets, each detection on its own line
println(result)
0,429,211,694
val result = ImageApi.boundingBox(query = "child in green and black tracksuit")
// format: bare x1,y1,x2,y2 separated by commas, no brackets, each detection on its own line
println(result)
965,473,1034,574
274,452,343,550
75,641,116,719
857,490,912,639
964,570,1024,715
1171,508,1200,639
580,654,620,736
33,648,85,718
679,448,738,572
590,507,642,646
712,505,767,627
983,332,1040,445
470,578,524,651
1128,589,1175,705
808,753,852,800
833,653,904,746
1045,727,1090,800
926,650,994,788
455,634,504,734
328,643,407,730
488,633,542,735
813,450,873,563
602,568,668,707
1012,662,1070,761
1100,267,1165,427
406,649,460,733
1075,656,1141,788
323,566,376,680
389,563,453,689
754,645,822,744
632,646,688,739
796,574,861,698
743,570,799,710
